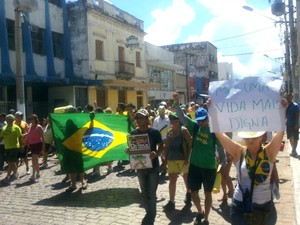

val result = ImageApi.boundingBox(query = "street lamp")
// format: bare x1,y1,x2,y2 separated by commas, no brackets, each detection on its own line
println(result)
13,0,37,118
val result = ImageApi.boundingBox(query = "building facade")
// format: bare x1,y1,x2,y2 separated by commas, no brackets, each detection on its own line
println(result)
218,62,233,80
145,42,182,107
0,0,102,118
68,0,159,111
162,42,218,103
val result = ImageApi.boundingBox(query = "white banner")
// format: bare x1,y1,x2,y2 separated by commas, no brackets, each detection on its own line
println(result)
208,76,285,132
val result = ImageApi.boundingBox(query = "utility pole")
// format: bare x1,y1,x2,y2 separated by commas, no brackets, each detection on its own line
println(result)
288,0,299,102
296,0,300,103
185,53,190,104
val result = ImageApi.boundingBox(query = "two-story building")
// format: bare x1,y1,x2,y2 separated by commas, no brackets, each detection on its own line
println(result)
67,0,161,110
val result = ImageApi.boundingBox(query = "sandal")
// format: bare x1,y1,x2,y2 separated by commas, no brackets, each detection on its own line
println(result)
65,186,77,193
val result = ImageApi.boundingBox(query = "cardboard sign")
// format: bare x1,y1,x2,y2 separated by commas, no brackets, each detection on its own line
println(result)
127,134,152,169
208,76,285,132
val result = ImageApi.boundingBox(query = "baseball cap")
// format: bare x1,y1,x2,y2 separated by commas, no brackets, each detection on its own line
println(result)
135,109,149,117
15,111,24,116
237,131,266,139
157,105,165,114
159,101,167,106
195,108,208,121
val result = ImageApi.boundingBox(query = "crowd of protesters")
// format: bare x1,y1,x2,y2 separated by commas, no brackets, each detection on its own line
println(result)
0,91,298,225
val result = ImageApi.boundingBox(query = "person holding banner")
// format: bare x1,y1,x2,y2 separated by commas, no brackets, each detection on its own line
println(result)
214,130,284,225
128,108,164,225
172,92,217,225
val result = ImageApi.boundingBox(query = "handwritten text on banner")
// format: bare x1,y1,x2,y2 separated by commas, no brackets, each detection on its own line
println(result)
208,76,285,132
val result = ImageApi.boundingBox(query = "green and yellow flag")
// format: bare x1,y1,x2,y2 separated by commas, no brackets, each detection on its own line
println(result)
50,113,130,173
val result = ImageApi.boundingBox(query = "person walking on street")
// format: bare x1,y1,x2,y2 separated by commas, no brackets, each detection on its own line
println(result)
14,111,30,175
127,109,163,225
0,114,22,184
0,113,7,173
163,112,193,211
173,92,217,225
153,105,171,175
286,93,299,158
26,114,45,182
210,96,287,225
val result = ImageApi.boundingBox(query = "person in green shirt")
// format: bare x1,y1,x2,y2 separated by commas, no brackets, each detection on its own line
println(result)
0,114,22,184
173,92,216,225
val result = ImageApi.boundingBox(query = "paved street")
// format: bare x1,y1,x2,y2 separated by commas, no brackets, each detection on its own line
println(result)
0,138,299,225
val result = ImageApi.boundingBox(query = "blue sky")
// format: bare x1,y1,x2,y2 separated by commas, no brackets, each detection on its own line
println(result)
93,0,286,78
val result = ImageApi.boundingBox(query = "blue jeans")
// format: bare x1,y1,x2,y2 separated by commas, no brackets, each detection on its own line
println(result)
0,145,5,171
137,167,159,224
231,199,272,225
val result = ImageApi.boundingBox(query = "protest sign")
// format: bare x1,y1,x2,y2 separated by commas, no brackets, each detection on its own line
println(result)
208,76,285,132
127,134,152,169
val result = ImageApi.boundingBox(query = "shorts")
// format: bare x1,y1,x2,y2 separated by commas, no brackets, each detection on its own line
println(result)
45,143,53,153
18,146,28,158
167,160,189,174
287,126,299,140
187,164,216,192
30,142,43,155
5,148,19,162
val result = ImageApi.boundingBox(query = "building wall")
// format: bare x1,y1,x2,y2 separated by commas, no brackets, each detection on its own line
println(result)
218,62,233,80
49,86,75,106
145,42,181,105
68,0,149,108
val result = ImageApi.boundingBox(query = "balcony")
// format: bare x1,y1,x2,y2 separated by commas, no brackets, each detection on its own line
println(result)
115,61,135,80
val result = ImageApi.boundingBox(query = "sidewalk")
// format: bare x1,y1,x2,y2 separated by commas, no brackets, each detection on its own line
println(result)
291,141,300,225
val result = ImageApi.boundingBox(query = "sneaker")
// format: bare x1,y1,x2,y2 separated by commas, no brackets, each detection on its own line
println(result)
11,173,19,180
194,212,204,225
3,176,10,184
41,163,48,168
163,201,175,211
290,151,298,157
29,175,37,182
26,168,30,175
36,173,40,179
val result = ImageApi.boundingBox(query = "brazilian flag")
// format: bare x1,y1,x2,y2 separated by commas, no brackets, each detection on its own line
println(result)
50,113,130,173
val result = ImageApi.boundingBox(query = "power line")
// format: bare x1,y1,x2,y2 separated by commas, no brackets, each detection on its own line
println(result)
222,48,283,57
212,26,275,42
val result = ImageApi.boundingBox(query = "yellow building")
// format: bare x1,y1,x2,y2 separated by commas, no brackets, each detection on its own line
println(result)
68,0,157,110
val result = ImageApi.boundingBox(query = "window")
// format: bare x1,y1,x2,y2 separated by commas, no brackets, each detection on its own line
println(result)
6,19,15,50
136,51,141,67
49,0,61,7
52,32,64,59
96,89,106,108
31,26,45,55
95,40,104,60
75,87,88,109
118,90,126,104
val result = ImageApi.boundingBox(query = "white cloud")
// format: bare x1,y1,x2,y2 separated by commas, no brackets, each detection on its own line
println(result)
144,0,195,45
145,0,285,78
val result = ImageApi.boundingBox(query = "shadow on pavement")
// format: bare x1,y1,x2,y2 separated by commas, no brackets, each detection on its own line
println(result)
163,205,196,225
211,200,231,223
34,187,140,208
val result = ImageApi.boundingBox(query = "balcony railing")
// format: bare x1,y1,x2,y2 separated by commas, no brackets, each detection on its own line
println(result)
115,61,135,80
